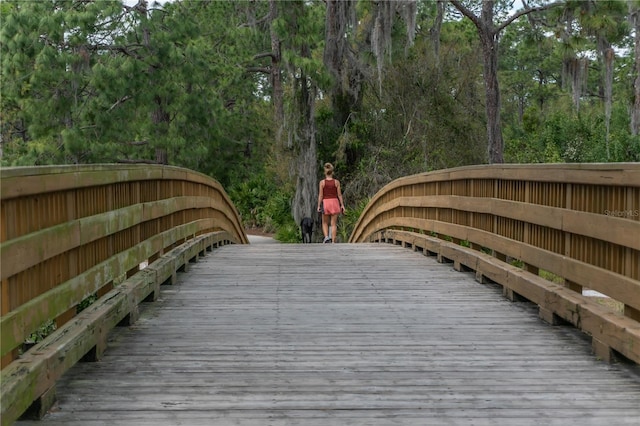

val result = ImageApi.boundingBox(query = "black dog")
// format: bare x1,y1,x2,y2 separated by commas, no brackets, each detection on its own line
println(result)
300,217,313,243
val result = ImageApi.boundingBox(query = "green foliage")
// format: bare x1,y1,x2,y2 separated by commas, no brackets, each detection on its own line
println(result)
510,258,524,268
539,269,564,284
2,0,640,241
0,0,264,181
274,221,301,243
228,173,277,229
77,292,98,314
337,197,370,243
503,94,640,164
21,291,97,351
262,189,294,233
338,24,487,204
228,171,298,242
24,320,56,347
500,1,638,164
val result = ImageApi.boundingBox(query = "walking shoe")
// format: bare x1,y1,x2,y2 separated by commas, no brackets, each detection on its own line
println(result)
323,236,331,243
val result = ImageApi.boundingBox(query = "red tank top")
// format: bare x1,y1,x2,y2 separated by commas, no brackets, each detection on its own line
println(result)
323,179,338,199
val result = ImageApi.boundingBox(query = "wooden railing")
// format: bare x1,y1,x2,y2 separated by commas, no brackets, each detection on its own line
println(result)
0,164,248,425
350,163,640,364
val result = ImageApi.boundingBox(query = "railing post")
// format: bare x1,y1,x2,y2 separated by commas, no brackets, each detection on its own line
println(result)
19,386,57,421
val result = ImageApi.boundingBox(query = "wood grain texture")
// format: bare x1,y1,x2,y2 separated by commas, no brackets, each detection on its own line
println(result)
374,229,640,365
17,243,640,426
1,165,247,368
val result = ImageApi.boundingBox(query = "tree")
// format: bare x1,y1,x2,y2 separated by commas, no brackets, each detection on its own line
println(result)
279,1,327,224
320,0,419,188
631,1,640,136
572,0,628,159
1,0,264,184
543,0,629,159
323,0,363,129
449,0,562,163
4,0,639,240
246,0,284,145
1,0,126,164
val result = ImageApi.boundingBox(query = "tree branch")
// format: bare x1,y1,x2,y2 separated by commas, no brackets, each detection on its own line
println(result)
450,0,564,35
253,51,276,61
87,44,146,61
496,2,564,34
108,95,132,112
238,12,271,28
246,66,271,74
449,0,482,28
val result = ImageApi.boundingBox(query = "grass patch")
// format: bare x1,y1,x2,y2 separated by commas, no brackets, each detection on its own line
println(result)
591,297,624,314
539,269,564,284
510,258,524,268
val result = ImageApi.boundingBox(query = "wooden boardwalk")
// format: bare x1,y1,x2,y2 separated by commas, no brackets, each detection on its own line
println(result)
17,240,640,425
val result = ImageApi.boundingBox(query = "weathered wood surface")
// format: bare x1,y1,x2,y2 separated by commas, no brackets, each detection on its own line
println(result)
17,241,640,425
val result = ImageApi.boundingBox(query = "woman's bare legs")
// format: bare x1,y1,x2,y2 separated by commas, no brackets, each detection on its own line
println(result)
330,214,338,242
321,213,339,242
322,214,330,240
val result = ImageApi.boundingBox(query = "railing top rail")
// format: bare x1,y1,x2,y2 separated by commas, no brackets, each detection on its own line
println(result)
1,164,229,199
354,163,640,238
374,162,640,187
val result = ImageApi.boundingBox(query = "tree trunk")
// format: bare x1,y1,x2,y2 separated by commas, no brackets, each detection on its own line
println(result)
478,3,503,164
631,3,640,136
450,0,504,164
449,0,563,164
138,0,168,164
431,0,445,65
292,74,318,225
269,0,284,146
603,46,614,160
286,3,319,225
567,57,588,113
324,0,362,128
152,96,170,164
293,129,318,225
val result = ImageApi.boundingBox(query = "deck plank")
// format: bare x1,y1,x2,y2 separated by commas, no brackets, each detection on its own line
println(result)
17,243,640,425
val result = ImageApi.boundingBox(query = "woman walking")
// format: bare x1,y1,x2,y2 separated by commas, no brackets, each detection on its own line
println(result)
317,163,345,243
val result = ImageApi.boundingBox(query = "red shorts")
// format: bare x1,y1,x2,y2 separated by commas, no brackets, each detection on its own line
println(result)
322,198,341,215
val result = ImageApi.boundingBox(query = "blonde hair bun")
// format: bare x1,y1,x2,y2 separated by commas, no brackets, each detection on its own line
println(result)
324,162,334,175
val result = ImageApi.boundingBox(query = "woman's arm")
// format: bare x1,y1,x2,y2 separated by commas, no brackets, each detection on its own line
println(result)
336,180,345,212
